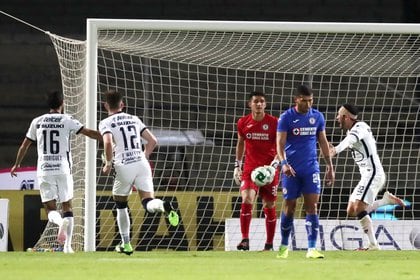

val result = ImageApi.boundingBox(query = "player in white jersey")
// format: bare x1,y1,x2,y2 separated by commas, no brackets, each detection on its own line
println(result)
330,103,406,250
10,91,101,253
99,89,179,255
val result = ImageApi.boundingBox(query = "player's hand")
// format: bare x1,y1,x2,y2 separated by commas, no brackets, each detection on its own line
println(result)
281,163,296,177
324,165,335,186
233,167,242,185
329,143,337,157
270,159,280,169
10,165,19,177
102,164,112,175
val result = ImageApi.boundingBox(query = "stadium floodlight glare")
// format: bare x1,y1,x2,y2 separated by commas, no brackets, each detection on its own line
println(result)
33,20,420,252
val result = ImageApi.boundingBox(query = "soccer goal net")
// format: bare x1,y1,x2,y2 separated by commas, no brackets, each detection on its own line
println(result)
36,20,419,252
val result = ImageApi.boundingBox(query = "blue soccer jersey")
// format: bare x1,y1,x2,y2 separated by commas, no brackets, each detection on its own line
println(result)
277,107,325,174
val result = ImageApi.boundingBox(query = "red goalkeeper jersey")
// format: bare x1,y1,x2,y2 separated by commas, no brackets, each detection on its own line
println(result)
237,113,278,174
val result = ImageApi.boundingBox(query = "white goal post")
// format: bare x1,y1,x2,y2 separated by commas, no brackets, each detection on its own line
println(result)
40,20,420,252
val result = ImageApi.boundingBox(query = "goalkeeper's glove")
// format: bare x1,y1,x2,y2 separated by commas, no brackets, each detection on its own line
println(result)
233,160,242,185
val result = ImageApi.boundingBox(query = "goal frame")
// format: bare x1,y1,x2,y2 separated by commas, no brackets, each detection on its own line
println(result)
84,19,420,252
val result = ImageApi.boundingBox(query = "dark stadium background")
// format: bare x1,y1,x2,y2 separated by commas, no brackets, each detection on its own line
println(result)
0,0,419,167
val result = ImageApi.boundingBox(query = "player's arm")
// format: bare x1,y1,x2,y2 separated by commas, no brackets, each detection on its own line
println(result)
318,130,335,186
276,131,295,176
233,133,245,185
11,137,32,177
79,127,103,142
102,132,113,175
331,132,359,156
141,128,157,160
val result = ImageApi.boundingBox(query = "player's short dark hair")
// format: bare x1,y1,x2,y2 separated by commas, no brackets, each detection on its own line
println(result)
46,91,63,109
104,89,123,110
342,103,359,116
249,91,265,100
295,84,313,96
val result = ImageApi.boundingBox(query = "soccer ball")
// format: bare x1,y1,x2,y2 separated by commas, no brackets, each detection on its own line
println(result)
251,166,275,187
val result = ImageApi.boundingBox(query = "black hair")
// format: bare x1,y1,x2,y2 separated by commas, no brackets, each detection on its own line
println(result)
249,91,265,100
104,89,123,110
342,103,359,116
295,84,313,96
46,91,63,109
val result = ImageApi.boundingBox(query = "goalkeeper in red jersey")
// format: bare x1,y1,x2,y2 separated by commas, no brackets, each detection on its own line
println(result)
234,91,280,251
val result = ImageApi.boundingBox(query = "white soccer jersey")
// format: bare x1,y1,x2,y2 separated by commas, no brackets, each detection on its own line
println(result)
335,121,384,175
98,112,146,167
26,113,83,176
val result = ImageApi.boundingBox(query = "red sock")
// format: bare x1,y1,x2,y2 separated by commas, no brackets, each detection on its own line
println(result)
264,207,277,244
240,203,253,239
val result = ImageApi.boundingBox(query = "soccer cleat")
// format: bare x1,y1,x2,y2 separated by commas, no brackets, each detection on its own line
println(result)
164,201,180,226
237,239,250,251
355,243,381,251
306,249,324,259
383,191,406,208
115,242,133,255
276,245,289,259
57,219,69,244
262,243,273,251
63,247,75,254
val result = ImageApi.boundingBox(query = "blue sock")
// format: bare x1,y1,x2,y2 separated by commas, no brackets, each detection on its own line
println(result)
305,214,319,249
280,212,293,246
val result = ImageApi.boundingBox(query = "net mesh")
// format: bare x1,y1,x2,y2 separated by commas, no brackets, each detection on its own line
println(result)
34,23,420,251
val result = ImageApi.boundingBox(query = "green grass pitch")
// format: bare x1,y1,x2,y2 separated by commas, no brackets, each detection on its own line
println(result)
1,250,420,280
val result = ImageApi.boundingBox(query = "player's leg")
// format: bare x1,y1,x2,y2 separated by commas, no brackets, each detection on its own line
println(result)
112,167,135,255
302,193,324,258
60,200,74,253
135,160,179,226
277,174,299,258
44,201,61,226
348,181,380,250
365,174,406,212
302,172,324,258
349,202,380,250
113,196,133,255
261,182,278,251
39,175,69,249
277,199,295,258
58,175,75,253
39,176,63,227
237,186,257,251
138,191,179,226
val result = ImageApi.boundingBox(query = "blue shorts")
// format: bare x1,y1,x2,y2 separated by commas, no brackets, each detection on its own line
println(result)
281,171,321,200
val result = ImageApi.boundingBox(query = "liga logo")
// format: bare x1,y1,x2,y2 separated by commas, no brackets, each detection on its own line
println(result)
0,223,4,240
409,228,420,249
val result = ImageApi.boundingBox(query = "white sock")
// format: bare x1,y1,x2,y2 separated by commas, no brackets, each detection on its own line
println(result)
117,208,130,244
146,199,165,213
366,199,386,213
48,211,63,227
64,217,74,249
360,215,377,246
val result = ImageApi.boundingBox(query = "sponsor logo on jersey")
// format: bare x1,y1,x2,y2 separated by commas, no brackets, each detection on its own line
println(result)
292,127,317,136
40,124,64,128
40,163,61,171
43,116,63,122
245,132,269,140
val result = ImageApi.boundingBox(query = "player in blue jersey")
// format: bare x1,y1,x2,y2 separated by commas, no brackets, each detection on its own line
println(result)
276,84,335,259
